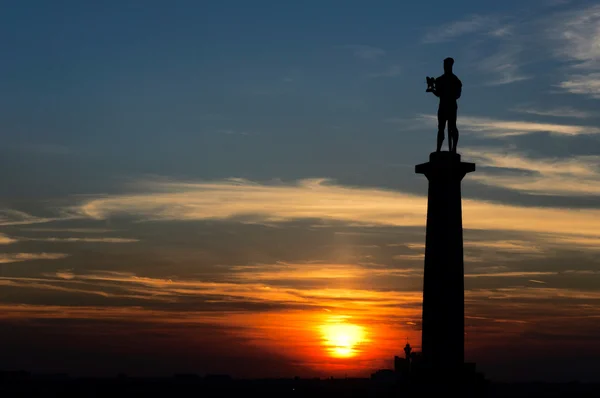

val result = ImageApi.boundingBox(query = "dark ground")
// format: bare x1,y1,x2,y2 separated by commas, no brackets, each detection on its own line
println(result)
2,372,600,398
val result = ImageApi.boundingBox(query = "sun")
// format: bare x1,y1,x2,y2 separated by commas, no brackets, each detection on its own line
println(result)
320,322,366,358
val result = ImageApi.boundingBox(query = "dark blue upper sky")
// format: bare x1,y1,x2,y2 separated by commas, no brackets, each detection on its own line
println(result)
3,0,598,199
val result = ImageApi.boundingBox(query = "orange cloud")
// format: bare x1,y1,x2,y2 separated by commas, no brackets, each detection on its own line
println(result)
18,237,139,243
0,233,17,245
463,148,600,196
0,253,69,264
68,178,600,251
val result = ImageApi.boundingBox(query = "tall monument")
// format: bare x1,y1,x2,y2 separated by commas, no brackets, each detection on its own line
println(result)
417,58,475,378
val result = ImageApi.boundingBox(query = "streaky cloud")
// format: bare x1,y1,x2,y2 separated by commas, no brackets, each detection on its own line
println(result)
464,239,544,254
547,4,600,97
0,233,17,245
0,253,69,264
418,114,600,137
19,228,117,233
549,4,600,70
511,105,592,119
422,14,499,43
0,209,78,226
5,270,425,316
529,280,547,284
558,73,600,99
66,177,600,253
478,44,530,86
465,271,556,278
340,45,385,60
468,286,600,301
17,237,139,243
463,147,600,196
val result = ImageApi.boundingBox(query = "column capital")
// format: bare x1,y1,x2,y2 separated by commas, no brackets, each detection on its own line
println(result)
415,151,475,180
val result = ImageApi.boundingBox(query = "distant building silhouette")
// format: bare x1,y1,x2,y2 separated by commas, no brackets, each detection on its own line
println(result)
370,369,396,383
204,374,232,382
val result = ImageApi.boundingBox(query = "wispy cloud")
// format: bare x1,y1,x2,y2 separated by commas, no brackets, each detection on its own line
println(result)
228,262,419,282
465,240,544,254
422,15,506,43
563,270,600,275
0,233,17,245
463,147,600,196
0,253,69,264
392,254,424,262
340,45,386,60
418,114,600,137
558,73,600,99
511,105,592,119
31,270,423,314
74,178,427,227
69,177,600,244
368,65,402,78
550,4,600,69
488,25,514,38
229,263,365,281
16,237,139,243
547,4,600,97
0,277,170,302
545,235,600,251
20,228,116,233
466,271,556,278
478,45,530,85
0,209,74,226
468,286,600,301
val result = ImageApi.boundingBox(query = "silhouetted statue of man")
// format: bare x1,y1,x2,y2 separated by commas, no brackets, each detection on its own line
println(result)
426,57,462,153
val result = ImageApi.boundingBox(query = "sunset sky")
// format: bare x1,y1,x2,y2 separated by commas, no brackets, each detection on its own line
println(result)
1,0,600,382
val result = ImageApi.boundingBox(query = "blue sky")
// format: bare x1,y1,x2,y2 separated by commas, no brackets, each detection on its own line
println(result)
3,0,598,198
1,0,600,382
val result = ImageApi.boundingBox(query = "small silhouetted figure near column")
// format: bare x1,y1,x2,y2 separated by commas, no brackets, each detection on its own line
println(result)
426,58,462,153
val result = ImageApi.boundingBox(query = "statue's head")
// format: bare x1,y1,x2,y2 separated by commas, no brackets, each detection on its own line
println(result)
443,57,454,73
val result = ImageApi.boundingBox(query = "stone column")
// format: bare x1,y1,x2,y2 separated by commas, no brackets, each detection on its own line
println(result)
415,151,475,375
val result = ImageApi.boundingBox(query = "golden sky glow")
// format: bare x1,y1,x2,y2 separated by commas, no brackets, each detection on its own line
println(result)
2,176,600,378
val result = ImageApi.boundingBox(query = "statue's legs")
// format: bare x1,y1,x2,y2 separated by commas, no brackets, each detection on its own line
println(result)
437,110,446,152
448,108,458,153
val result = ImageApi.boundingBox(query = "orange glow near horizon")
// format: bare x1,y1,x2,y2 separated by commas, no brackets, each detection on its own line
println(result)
209,309,416,376
0,268,425,376
320,317,368,358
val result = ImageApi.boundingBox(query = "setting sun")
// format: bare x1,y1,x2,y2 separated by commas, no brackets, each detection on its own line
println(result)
320,321,367,358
